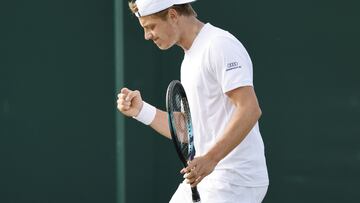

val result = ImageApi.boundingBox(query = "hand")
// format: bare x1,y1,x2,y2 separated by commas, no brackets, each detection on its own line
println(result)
180,154,218,187
117,88,143,117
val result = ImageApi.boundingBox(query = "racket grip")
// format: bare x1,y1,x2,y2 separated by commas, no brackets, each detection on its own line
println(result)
191,186,201,202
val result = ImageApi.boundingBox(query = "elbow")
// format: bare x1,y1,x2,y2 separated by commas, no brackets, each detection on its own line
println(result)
257,107,262,120
253,105,262,121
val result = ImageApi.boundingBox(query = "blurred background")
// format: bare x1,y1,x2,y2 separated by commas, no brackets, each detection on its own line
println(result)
1,0,359,202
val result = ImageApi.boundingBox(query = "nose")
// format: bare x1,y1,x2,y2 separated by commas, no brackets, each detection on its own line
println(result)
144,31,153,40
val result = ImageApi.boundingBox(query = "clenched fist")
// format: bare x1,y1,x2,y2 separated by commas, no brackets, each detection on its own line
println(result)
117,88,143,117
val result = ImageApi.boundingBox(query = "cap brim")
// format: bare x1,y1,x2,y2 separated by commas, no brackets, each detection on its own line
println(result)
174,0,196,5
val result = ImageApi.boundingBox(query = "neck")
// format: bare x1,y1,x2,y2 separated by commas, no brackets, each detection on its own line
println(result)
176,17,204,51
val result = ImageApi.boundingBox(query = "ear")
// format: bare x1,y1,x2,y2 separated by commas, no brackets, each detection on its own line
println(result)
167,8,179,23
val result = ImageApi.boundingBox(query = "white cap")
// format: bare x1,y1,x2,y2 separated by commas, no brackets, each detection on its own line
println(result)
134,0,196,17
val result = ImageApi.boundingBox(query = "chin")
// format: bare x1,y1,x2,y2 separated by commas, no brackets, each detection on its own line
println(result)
157,44,172,50
156,41,176,50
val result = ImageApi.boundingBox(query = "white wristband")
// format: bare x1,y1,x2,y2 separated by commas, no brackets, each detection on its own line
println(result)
133,101,156,125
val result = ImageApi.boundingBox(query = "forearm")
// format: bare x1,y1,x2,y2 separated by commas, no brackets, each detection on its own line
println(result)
206,105,262,163
149,109,171,139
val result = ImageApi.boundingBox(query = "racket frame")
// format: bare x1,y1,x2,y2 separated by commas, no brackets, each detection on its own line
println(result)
166,80,201,203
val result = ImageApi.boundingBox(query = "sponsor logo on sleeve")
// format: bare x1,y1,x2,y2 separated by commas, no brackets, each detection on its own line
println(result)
226,62,242,71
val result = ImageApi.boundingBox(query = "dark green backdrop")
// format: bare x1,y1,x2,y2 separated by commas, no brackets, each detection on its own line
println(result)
0,0,116,202
1,0,359,203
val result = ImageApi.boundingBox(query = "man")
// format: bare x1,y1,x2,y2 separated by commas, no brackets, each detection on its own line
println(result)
117,0,269,202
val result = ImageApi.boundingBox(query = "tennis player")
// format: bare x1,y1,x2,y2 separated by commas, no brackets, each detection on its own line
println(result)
117,0,269,202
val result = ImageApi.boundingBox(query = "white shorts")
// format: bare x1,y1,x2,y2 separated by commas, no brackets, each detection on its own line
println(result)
169,179,268,203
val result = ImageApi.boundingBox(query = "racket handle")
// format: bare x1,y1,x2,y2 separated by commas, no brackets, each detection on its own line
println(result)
191,186,201,202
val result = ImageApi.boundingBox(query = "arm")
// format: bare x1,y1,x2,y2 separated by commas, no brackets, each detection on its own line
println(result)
117,87,171,139
181,86,262,187
150,109,171,139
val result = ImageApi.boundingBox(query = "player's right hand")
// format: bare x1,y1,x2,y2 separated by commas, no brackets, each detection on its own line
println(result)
117,88,143,117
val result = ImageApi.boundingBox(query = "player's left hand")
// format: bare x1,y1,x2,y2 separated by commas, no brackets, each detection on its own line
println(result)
180,154,218,187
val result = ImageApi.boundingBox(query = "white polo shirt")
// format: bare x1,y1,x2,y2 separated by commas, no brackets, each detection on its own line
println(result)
180,23,269,187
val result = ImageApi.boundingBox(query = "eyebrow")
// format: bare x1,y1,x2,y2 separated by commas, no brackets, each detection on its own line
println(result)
143,23,154,29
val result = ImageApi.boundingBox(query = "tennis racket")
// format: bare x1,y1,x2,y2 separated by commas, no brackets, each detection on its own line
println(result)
166,80,201,203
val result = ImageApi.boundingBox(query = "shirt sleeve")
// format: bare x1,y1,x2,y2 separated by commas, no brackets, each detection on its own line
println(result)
208,35,254,93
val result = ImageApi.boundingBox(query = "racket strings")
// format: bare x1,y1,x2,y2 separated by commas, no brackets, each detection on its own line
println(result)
166,80,201,202
171,89,191,159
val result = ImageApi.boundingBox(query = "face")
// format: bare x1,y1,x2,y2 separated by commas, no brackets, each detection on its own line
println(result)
138,13,178,50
